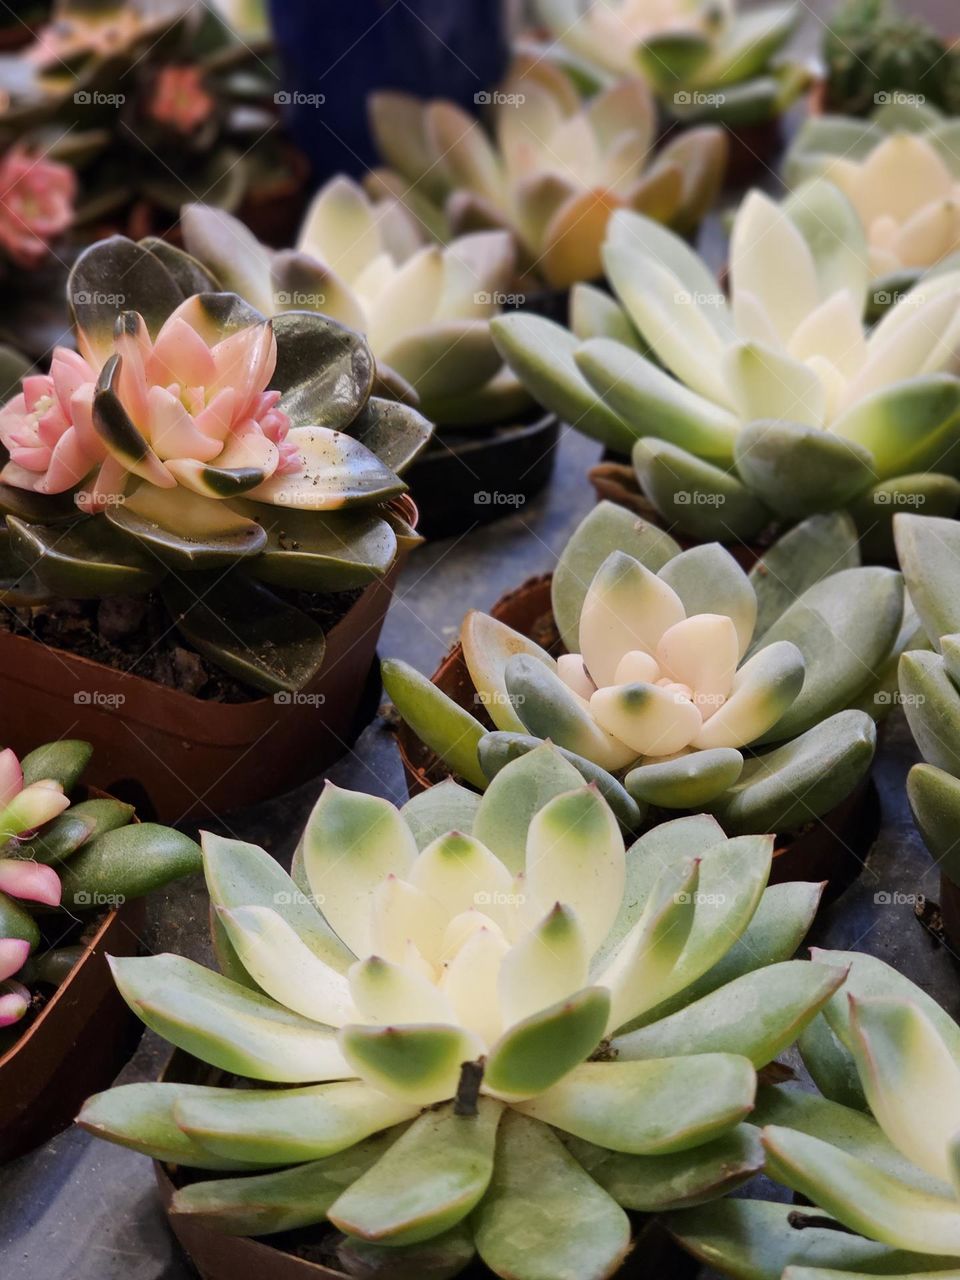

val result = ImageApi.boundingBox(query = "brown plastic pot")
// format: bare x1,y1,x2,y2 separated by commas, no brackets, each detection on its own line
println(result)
940,874,960,954
0,498,418,824
395,574,878,895
0,894,145,1162
155,1047,697,1280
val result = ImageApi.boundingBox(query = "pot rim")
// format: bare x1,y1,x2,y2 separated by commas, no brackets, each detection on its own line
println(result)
0,495,419,723
428,409,558,456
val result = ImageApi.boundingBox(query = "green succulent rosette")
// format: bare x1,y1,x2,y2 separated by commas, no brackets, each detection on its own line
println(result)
0,234,432,694
526,0,811,126
384,504,911,838
668,951,960,1276
78,745,844,1280
492,201,960,555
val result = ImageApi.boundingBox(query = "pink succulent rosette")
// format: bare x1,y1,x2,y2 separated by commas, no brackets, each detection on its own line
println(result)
0,747,69,1028
0,234,427,695
0,147,76,270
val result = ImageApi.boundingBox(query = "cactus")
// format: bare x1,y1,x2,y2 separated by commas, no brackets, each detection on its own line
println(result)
0,233,431,694
529,0,811,126
0,737,199,1030
79,745,844,1280
669,951,960,1276
365,57,727,289
822,0,960,119
384,505,905,837
492,200,960,552
180,182,532,430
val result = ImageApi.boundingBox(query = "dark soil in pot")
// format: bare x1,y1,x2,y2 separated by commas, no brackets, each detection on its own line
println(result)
393,574,879,895
939,874,960,956
406,412,559,542
0,895,145,1162
155,1050,698,1280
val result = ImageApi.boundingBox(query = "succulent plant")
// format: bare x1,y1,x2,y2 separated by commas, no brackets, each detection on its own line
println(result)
0,0,284,227
179,183,532,429
0,736,199,1031
527,0,811,126
78,744,845,1280
891,513,960,921
492,201,960,554
668,950,960,1276
366,57,727,289
383,504,905,838
822,0,960,119
785,99,960,309
0,145,75,269
0,233,431,694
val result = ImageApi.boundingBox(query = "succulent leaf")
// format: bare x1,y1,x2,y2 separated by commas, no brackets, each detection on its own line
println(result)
381,658,487,791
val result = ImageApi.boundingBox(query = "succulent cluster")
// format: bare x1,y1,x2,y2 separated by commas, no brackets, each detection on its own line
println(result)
786,99,960,301
529,0,811,125
0,737,199,1031
0,0,283,227
385,504,904,838
79,745,844,1280
493,201,960,553
670,950,960,1275
0,233,431,694
822,0,960,118
893,514,960,918
179,186,532,430
366,57,727,289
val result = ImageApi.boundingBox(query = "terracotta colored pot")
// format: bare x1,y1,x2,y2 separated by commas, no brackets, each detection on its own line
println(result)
0,894,145,1161
394,574,878,894
0,500,418,824
408,413,559,541
156,1047,697,1280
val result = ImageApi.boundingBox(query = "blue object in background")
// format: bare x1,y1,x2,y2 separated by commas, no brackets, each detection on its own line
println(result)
268,0,513,181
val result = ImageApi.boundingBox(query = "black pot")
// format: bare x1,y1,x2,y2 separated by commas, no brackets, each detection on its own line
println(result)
407,412,559,541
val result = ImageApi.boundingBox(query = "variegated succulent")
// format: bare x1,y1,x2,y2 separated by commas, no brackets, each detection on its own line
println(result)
179,182,532,429
366,57,727,289
785,99,960,308
493,200,960,555
893,513,960,926
669,950,960,1276
0,737,199,1033
0,234,431,694
527,0,811,125
0,0,282,226
384,504,903,838
79,745,844,1280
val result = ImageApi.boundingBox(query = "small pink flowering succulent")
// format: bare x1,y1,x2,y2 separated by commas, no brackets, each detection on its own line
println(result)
0,234,431,694
0,736,200,1035
148,65,216,134
0,147,75,269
